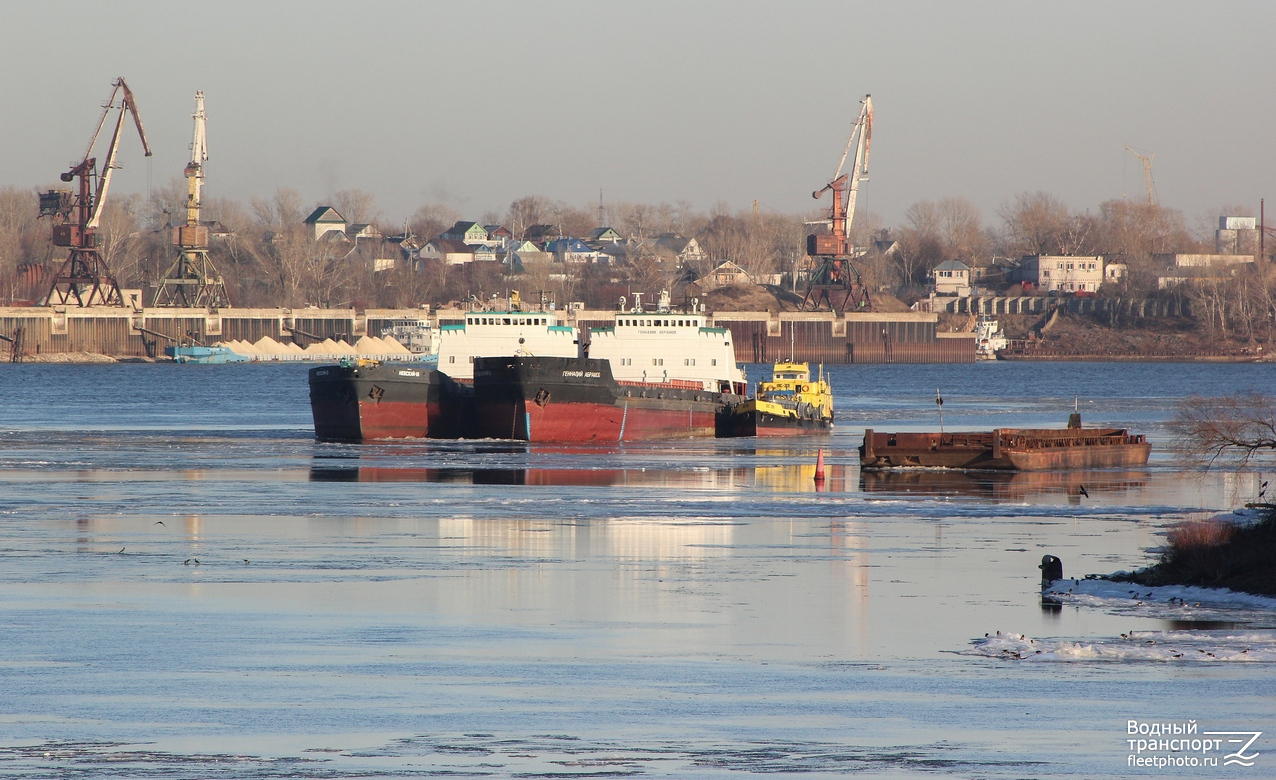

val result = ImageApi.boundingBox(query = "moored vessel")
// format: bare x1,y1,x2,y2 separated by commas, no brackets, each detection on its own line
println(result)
309,305,580,441
308,359,470,441
859,417,1150,471
470,293,748,442
166,344,250,364
720,361,833,437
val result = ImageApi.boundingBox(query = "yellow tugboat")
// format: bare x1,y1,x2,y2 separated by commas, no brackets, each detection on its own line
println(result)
719,362,833,437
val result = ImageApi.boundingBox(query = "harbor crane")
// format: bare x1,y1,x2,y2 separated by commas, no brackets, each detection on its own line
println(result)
152,91,231,308
39,78,151,307
1124,144,1157,206
802,94,873,313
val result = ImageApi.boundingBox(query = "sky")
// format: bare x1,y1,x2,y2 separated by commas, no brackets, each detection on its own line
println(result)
2,1,1272,230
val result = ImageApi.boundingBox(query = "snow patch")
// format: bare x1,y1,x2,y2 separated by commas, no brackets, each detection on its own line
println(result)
962,630,1276,662
1044,577,1276,612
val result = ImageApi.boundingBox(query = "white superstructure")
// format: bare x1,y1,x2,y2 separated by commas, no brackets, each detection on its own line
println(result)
588,308,746,394
438,311,580,380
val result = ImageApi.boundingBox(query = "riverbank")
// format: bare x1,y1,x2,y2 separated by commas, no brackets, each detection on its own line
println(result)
1113,507,1276,597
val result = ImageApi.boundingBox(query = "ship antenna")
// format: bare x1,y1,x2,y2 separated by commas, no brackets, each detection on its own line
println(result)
790,324,795,362
936,388,944,435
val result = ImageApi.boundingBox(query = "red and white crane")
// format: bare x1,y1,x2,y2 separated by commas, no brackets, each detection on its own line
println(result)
40,78,152,307
802,94,874,313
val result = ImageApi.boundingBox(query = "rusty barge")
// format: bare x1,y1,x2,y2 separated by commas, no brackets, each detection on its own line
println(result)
859,421,1150,471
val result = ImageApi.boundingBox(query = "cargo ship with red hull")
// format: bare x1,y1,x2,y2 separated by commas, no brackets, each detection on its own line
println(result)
473,355,738,442
309,361,471,442
468,293,749,443
309,305,580,442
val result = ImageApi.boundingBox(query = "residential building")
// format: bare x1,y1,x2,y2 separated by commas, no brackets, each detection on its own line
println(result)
545,237,609,264
652,233,706,267
932,259,972,297
441,221,490,246
304,206,346,241
700,261,752,290
1020,255,1104,294
590,227,623,244
417,238,476,266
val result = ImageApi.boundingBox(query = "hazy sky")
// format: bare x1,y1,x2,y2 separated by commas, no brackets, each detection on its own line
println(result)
3,1,1272,230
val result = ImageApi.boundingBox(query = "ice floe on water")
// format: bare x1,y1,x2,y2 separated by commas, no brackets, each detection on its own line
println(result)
962,630,1276,662
961,577,1276,662
1043,577,1276,618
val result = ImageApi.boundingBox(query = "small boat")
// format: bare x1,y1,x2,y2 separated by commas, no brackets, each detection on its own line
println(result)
859,414,1150,471
975,315,1007,360
166,344,250,364
720,361,833,437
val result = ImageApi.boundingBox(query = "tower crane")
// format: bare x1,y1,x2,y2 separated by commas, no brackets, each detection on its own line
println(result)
153,91,231,308
1124,144,1157,206
802,94,873,313
40,78,151,307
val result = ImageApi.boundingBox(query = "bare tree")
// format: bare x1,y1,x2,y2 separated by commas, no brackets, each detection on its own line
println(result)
506,196,555,238
329,189,380,224
997,191,1073,256
409,203,461,243
1170,393,1276,465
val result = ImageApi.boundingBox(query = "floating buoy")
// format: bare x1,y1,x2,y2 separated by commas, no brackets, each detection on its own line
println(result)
814,448,826,483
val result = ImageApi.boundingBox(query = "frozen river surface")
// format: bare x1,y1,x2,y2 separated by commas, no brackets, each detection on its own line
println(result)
0,361,1273,778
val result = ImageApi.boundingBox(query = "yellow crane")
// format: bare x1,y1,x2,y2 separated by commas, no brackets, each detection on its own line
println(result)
1124,144,1157,206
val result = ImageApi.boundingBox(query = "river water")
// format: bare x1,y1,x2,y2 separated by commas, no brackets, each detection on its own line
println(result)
0,361,1273,778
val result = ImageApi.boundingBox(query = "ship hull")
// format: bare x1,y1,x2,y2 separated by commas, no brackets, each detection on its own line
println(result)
859,428,1151,471
720,408,832,437
473,356,731,442
309,362,470,441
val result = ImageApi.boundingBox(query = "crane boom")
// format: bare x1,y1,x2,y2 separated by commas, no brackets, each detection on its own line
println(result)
811,94,873,254
802,94,874,314
185,91,207,226
41,77,151,308
153,90,231,309
1124,144,1156,206
88,78,152,228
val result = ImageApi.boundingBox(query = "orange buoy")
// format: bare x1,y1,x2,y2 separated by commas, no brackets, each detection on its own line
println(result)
814,448,826,482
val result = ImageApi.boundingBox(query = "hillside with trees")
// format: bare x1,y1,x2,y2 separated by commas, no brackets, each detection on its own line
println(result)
1,183,1273,349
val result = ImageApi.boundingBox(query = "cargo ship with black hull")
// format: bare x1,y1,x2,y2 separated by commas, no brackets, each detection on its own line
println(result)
309,302,580,442
309,361,471,441
471,292,748,443
858,415,1150,471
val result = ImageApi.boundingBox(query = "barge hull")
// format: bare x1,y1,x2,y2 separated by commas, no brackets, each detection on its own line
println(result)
859,428,1150,471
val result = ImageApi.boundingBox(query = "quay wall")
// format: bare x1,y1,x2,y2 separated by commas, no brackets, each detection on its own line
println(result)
0,307,431,358
0,306,976,364
932,296,1190,317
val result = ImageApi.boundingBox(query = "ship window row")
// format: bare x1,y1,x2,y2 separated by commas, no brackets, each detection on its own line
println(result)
618,318,698,327
467,316,549,326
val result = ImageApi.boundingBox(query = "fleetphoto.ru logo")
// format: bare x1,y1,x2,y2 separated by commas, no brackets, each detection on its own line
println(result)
1127,721,1262,769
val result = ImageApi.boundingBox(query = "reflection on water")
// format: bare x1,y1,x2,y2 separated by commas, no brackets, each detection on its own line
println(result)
310,457,851,492
860,468,1148,502
3,362,1276,779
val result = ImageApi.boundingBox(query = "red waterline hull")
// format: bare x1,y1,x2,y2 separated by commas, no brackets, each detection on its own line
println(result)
473,356,735,442
309,362,471,441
